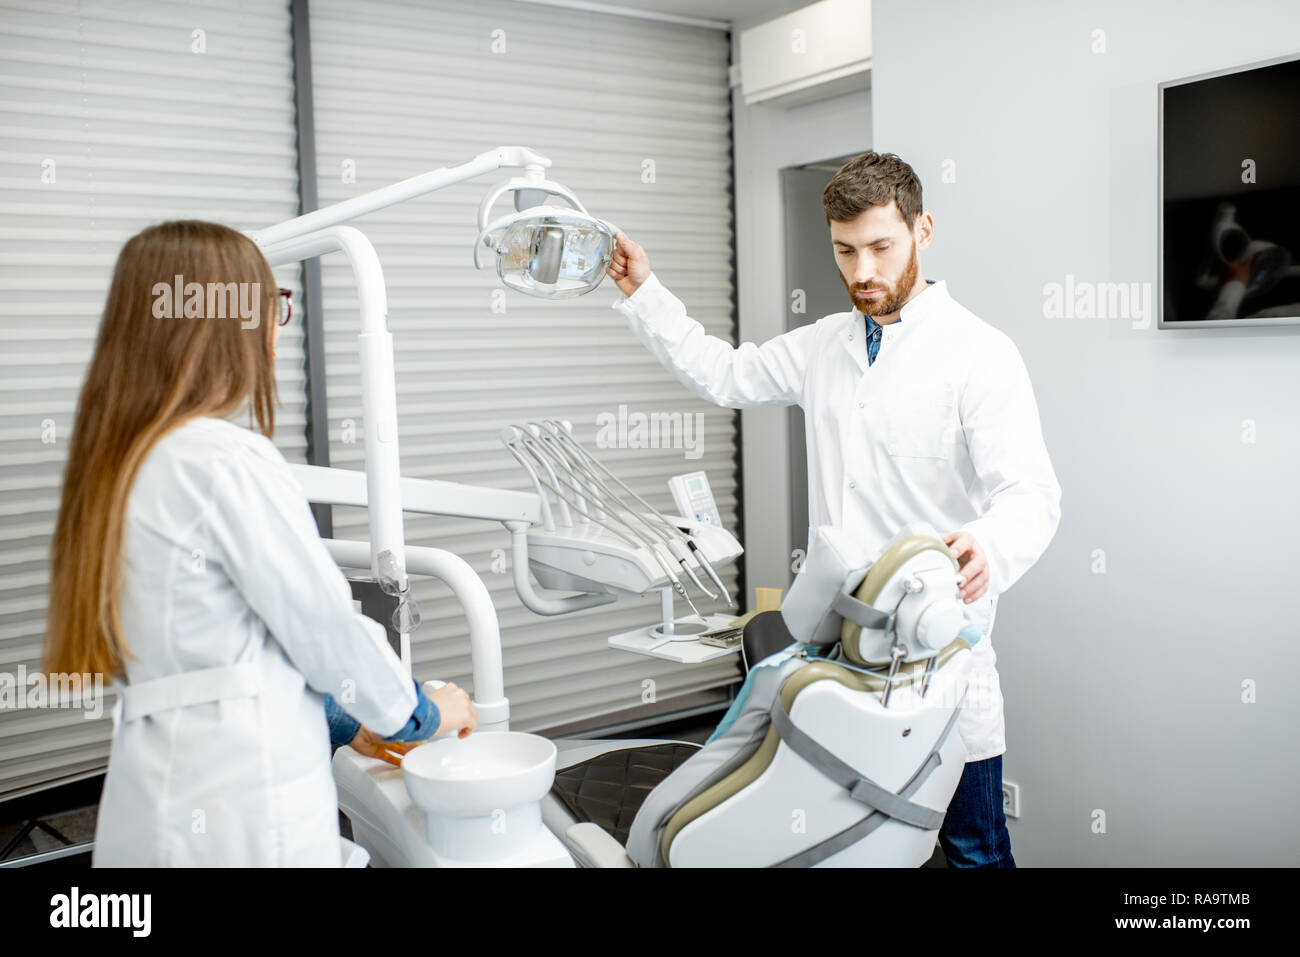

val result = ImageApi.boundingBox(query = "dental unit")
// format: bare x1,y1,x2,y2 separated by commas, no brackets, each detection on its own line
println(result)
243,147,981,868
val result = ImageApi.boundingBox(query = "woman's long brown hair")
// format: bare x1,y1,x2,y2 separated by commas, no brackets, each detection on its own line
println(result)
44,221,280,679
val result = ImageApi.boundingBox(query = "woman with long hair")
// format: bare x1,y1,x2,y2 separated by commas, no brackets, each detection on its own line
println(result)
45,220,476,866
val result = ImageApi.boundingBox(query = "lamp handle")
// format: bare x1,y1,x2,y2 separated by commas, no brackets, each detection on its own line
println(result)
475,176,589,233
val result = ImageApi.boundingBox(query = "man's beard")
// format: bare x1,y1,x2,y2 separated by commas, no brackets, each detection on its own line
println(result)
843,242,919,318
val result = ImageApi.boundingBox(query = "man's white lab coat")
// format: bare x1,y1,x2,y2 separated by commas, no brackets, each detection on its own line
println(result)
612,274,1061,761
93,417,416,866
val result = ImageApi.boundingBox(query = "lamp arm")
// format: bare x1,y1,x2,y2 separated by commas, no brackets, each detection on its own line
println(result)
246,146,553,249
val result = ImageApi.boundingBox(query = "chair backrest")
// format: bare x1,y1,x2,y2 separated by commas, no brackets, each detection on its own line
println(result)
625,636,973,867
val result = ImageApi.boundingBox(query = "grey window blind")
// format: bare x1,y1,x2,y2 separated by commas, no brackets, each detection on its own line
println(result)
0,0,304,800
307,0,743,733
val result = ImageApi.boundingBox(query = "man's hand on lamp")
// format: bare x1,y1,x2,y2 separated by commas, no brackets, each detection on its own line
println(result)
607,231,651,298
941,530,989,604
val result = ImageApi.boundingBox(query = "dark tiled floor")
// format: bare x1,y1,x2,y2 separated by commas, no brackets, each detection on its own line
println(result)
0,806,97,862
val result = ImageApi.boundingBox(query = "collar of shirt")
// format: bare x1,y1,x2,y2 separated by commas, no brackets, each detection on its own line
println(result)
873,278,945,327
847,279,948,370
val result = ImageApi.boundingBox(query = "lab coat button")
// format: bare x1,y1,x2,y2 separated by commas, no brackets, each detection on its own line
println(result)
848,481,856,489
858,401,865,409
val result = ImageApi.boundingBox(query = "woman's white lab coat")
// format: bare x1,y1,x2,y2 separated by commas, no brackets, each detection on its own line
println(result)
92,417,416,867
612,274,1062,762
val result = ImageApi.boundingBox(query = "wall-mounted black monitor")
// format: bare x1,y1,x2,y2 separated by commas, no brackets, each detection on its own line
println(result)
1159,53,1300,328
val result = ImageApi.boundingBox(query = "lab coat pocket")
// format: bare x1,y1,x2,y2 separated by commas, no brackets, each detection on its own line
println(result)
885,391,956,460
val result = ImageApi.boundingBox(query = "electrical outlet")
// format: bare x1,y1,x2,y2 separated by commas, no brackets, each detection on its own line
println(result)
1002,781,1020,819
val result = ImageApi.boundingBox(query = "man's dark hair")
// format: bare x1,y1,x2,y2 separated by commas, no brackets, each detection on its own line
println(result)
822,151,923,229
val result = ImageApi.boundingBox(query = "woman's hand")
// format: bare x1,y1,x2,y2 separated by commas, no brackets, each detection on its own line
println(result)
606,232,651,298
430,681,478,740
349,725,419,767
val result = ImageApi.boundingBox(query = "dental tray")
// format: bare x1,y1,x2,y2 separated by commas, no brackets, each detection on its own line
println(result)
608,613,743,664
698,625,743,648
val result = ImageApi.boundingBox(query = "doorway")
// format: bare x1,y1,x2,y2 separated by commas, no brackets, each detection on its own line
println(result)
780,154,860,559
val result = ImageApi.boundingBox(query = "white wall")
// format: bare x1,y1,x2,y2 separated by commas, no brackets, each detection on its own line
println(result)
873,0,1300,864
730,9,872,598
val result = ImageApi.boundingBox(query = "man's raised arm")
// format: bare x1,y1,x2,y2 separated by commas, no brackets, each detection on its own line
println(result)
608,232,816,409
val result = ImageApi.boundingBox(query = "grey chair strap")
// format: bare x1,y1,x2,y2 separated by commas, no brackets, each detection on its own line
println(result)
769,698,962,867
831,591,893,631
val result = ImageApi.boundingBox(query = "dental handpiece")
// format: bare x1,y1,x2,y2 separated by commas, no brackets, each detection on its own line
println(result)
541,421,706,543
542,420,690,541
686,540,732,607
530,424,718,600
521,432,711,621
542,420,735,608
537,422,698,547
525,425,704,582
507,429,705,620
541,428,726,606
518,434,705,620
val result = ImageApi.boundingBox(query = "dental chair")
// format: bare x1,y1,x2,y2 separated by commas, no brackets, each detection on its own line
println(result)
540,523,979,867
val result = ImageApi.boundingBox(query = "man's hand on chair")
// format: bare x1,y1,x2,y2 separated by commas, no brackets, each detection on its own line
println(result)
941,530,988,603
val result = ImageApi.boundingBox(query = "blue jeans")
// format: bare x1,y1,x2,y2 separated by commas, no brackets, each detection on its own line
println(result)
937,755,1016,867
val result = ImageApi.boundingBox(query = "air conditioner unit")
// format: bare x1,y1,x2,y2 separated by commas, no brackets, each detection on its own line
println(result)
736,0,871,108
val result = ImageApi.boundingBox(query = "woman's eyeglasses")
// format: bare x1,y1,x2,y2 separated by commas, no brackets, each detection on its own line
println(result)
277,288,293,327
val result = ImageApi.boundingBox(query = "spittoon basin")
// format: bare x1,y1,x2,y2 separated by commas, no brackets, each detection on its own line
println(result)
401,731,558,818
